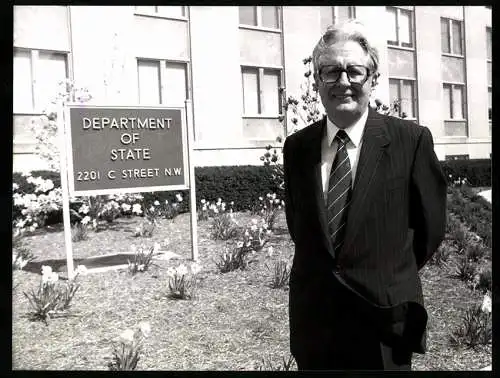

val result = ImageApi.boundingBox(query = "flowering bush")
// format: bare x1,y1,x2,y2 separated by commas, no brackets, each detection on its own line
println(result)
30,79,92,171
13,175,62,235
449,293,492,349
251,193,284,231
108,321,151,371
127,244,159,275
23,265,87,324
166,262,201,300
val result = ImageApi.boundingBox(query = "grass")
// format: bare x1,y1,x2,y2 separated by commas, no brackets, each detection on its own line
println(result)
12,211,491,370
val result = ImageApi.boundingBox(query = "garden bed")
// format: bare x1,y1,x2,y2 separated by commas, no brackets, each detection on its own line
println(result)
12,205,492,370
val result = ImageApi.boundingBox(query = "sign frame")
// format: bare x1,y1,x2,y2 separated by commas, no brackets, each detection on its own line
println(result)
63,104,190,197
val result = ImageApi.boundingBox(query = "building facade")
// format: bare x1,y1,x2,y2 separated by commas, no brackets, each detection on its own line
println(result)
13,5,492,172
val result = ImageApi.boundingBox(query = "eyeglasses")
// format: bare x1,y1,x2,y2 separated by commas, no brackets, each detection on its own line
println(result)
318,65,371,85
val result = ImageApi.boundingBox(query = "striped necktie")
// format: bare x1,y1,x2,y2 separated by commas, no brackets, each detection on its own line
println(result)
327,129,352,257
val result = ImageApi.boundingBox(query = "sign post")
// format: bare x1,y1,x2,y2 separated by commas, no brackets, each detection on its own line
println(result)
60,104,198,275
58,106,75,279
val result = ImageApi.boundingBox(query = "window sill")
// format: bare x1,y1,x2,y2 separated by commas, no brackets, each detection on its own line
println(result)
444,119,467,122
238,24,281,34
442,52,464,59
387,44,415,52
134,12,188,22
13,111,44,116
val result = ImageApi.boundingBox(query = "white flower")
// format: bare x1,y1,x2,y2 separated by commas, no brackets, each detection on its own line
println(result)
79,204,90,214
12,183,19,191
250,224,258,232
481,293,492,314
149,206,155,213
274,199,280,204
138,321,151,337
176,193,183,202
191,262,202,275
165,200,169,205
176,264,188,276
134,226,141,235
41,265,53,276
137,264,145,272
266,193,272,198
81,216,91,225
230,201,234,206
45,271,59,284
259,197,263,201
154,200,160,206
76,265,88,275
237,241,244,248
251,218,258,225
132,204,142,214
213,208,219,214
166,267,176,278
121,203,131,212
267,246,274,257
119,329,135,344
200,199,206,204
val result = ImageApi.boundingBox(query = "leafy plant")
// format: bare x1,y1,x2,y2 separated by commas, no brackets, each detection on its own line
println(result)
454,256,477,284
71,222,89,242
429,241,454,267
259,354,296,371
23,265,86,324
465,242,486,263
208,199,238,240
251,193,284,231
476,269,492,293
166,263,201,300
108,321,151,371
266,260,291,289
127,245,157,275
450,297,492,349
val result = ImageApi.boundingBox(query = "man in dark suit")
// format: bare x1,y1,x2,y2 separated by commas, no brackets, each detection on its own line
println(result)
283,20,447,370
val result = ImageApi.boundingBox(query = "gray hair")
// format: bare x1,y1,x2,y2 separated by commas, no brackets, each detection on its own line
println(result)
312,20,380,75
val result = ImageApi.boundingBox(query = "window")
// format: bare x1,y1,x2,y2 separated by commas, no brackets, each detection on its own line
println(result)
134,6,186,19
389,79,416,119
332,6,356,24
387,7,413,48
239,6,280,29
13,48,68,114
441,18,463,55
445,154,469,161
241,67,282,116
137,59,188,106
443,83,465,120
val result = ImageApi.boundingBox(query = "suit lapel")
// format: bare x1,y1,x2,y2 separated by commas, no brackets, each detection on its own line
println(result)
303,117,336,257
341,108,391,255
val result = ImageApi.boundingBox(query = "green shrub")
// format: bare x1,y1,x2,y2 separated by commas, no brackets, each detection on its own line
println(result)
449,303,492,349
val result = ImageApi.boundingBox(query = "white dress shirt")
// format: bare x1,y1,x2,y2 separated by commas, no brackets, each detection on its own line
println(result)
321,108,368,203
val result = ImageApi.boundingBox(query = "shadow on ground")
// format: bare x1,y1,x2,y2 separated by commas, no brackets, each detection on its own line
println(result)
24,254,138,275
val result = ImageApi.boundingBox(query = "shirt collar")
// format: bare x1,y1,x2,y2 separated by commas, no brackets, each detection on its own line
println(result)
326,106,368,148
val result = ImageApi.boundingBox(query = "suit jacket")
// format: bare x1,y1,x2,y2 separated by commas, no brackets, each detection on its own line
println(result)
283,107,447,357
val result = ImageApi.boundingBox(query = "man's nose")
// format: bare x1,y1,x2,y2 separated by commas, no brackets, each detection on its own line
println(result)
336,71,350,86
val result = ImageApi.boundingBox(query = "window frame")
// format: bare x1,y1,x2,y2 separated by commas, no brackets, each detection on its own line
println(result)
241,65,283,118
332,6,356,24
442,82,466,121
134,6,188,21
13,47,70,115
136,58,190,106
238,6,282,33
386,6,414,50
388,77,418,120
441,17,464,57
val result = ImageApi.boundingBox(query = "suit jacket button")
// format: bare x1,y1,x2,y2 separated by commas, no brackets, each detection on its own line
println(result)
334,264,341,274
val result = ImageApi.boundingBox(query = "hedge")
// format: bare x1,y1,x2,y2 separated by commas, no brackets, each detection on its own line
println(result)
440,159,491,187
12,159,491,225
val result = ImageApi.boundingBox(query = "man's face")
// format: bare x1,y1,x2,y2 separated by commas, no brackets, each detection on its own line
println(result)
315,40,376,127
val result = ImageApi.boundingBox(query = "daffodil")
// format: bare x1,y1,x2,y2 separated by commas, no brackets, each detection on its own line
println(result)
154,200,160,206
481,293,492,313
138,321,151,337
119,329,135,345
191,262,202,275
177,264,188,276
76,265,88,275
